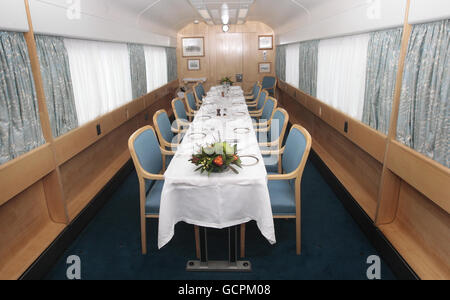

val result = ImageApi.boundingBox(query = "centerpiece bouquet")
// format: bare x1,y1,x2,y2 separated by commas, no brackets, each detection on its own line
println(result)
190,142,242,175
220,77,234,86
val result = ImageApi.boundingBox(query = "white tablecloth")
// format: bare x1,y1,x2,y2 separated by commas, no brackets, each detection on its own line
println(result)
157,86,276,249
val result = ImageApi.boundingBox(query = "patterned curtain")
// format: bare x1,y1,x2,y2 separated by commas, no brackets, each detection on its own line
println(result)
276,45,286,82
36,35,78,137
362,28,403,135
0,31,45,165
166,47,178,83
128,43,147,99
397,20,449,168
298,40,319,97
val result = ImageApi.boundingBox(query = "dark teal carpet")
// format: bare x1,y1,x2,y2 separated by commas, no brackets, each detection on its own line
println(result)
45,161,396,280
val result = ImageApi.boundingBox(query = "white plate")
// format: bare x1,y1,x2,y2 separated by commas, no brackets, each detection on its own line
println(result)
188,132,207,140
233,128,250,134
240,155,259,166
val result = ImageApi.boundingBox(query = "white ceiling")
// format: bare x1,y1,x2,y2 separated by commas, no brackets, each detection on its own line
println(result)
109,0,326,35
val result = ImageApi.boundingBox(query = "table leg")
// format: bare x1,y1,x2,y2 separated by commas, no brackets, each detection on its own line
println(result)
186,225,251,272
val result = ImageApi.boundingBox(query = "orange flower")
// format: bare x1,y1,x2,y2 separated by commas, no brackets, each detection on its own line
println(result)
233,155,238,162
213,155,224,167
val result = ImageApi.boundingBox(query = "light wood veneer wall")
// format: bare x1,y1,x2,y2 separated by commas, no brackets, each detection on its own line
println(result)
177,22,275,92
0,0,178,279
276,0,449,280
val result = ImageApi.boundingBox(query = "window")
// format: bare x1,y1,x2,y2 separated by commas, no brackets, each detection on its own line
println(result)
64,38,132,125
285,43,300,88
144,45,168,92
317,34,370,120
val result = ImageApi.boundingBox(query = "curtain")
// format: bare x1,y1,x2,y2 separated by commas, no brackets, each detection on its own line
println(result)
128,43,147,99
362,28,403,135
397,20,449,168
64,38,132,126
276,45,286,82
317,34,370,120
144,45,168,93
0,31,45,165
286,43,300,88
36,35,78,137
166,47,177,83
298,40,319,97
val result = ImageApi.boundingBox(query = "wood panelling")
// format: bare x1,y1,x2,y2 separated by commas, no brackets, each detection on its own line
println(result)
386,141,450,213
0,80,178,279
380,181,450,280
177,22,275,92
0,144,54,205
278,79,450,279
0,181,65,279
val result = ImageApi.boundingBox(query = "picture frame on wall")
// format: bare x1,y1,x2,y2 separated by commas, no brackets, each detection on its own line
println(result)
259,62,271,74
182,37,205,57
187,59,201,71
258,35,273,50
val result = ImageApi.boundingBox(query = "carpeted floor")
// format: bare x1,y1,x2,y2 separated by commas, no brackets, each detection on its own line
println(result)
45,161,396,280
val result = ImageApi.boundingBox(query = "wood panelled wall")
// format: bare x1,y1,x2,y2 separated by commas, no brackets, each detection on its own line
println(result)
177,22,275,92
276,1,449,280
0,0,178,280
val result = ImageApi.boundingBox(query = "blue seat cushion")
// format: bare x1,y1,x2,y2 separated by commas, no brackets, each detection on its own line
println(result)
267,173,296,216
145,180,163,215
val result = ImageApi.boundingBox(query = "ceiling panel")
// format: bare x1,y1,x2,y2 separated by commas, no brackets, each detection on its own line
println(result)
106,0,331,34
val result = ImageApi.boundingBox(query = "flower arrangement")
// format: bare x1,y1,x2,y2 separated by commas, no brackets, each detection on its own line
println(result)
190,142,242,175
220,77,234,86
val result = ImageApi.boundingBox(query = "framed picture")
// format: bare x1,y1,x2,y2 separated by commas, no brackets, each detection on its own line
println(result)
187,59,201,71
182,37,204,57
259,62,271,73
258,35,273,50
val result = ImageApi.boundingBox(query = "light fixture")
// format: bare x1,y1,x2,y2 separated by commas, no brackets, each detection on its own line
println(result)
221,3,229,25
222,24,230,32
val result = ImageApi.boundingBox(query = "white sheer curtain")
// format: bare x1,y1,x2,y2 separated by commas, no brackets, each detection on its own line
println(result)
144,46,168,92
64,38,132,125
317,34,370,120
285,43,300,88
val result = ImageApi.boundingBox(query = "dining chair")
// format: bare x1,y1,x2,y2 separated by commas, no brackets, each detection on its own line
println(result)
193,83,204,107
172,97,191,130
153,109,183,169
197,82,206,97
252,97,278,128
246,84,262,104
128,125,200,255
248,89,269,117
257,108,289,173
184,90,198,121
261,76,277,97
240,125,312,256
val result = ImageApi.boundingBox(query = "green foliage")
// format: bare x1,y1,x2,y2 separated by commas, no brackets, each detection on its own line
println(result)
190,142,242,175
220,77,234,85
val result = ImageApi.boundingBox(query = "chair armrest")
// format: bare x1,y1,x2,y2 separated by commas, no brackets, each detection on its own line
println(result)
267,173,296,180
160,147,176,156
254,126,269,133
259,140,279,147
141,170,164,181
249,111,263,117
260,146,285,156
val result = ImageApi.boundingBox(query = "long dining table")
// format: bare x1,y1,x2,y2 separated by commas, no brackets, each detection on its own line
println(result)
158,85,276,271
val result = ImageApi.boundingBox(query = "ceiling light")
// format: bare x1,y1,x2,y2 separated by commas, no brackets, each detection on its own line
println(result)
221,3,229,25
222,24,230,32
